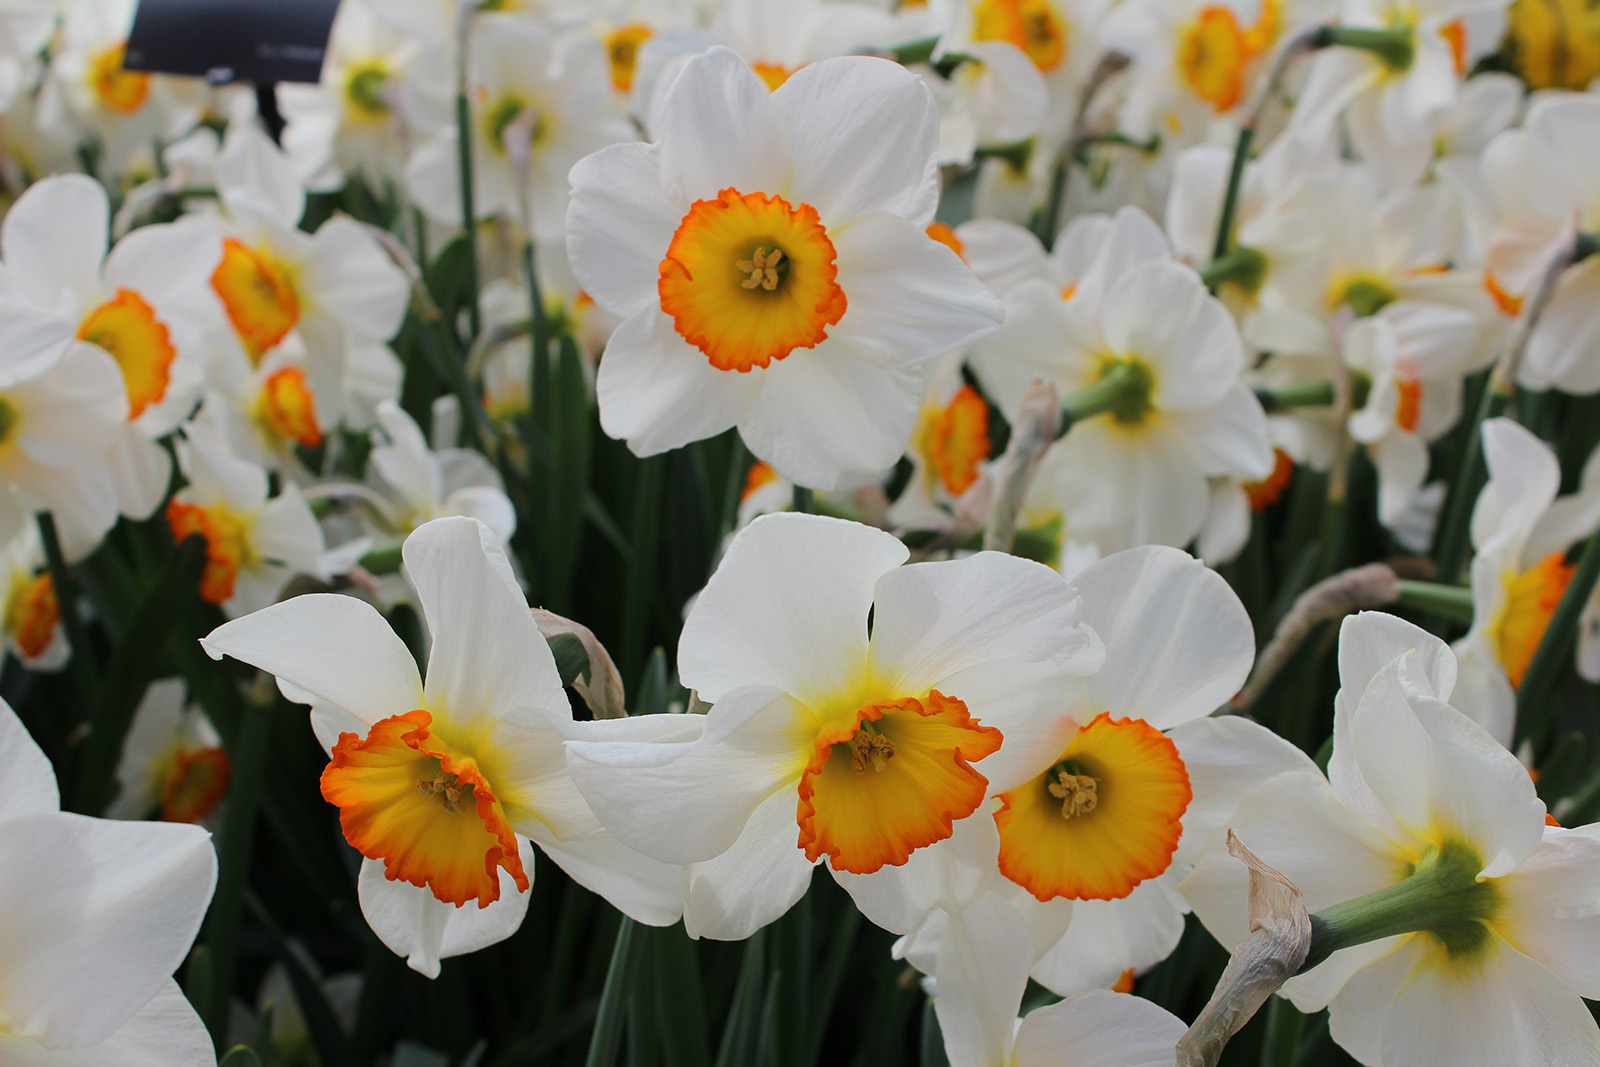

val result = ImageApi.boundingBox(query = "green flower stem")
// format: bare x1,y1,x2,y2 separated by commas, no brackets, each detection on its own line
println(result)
1432,376,1510,584
453,10,482,342
1393,579,1476,624
1211,124,1255,261
1059,361,1148,433
886,34,940,66
1317,24,1416,70
37,511,96,700
1516,531,1600,750
522,239,552,439
1254,382,1337,412
1299,841,1495,973
792,485,814,514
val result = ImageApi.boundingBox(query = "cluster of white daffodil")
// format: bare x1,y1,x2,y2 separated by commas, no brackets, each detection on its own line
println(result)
2,0,1600,1064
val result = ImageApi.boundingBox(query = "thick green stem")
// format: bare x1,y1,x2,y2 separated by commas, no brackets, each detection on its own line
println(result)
1300,840,1495,973
1255,382,1336,412
1516,532,1600,750
1320,25,1416,70
1393,579,1476,624
37,511,96,699
1059,361,1152,432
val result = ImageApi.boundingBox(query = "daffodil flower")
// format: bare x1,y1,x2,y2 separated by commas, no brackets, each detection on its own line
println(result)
1184,612,1600,1067
1453,419,1600,745
566,512,1101,939
203,515,693,976
0,697,217,1066
566,47,1003,490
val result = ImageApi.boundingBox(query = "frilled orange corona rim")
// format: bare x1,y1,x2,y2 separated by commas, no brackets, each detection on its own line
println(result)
3,571,57,661
973,0,1069,72
212,238,301,361
167,498,252,605
78,288,178,420
796,690,1002,874
1176,7,1253,112
995,712,1191,901
1493,552,1575,687
604,22,654,91
256,366,324,448
918,385,991,497
90,42,152,114
1243,448,1294,511
322,709,529,909
926,222,965,259
1394,377,1423,434
658,187,847,373
162,746,232,823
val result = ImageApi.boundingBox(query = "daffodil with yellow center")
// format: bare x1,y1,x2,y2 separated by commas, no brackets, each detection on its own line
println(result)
569,47,1001,491
971,0,1071,71
204,516,697,975
1185,613,1600,1067
87,41,151,115
566,513,1100,940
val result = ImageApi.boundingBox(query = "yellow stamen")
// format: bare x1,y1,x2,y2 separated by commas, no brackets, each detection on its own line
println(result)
1048,769,1098,817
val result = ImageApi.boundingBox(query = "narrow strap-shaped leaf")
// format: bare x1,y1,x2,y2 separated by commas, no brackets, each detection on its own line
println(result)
585,917,643,1067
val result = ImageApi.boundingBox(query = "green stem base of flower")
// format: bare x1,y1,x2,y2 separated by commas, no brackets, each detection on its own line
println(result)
1301,839,1498,973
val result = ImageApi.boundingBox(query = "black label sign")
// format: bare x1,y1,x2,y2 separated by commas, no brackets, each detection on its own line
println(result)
125,0,343,85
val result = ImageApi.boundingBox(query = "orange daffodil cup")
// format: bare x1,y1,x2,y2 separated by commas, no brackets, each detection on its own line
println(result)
565,47,1004,490
202,516,694,977
565,512,1103,940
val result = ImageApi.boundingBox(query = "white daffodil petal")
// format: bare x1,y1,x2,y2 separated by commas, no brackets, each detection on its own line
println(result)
566,685,809,865
202,593,424,729
0,698,58,819
1011,989,1187,1067
1073,545,1255,730
679,513,905,702
0,813,214,1049
405,516,569,734
683,787,819,941
934,894,1033,1067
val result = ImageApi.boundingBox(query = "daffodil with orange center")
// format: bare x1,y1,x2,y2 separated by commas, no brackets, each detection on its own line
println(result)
1344,301,1482,528
0,544,62,669
1174,6,1254,112
1452,420,1600,745
110,678,233,825
971,0,1071,72
165,422,326,618
978,546,1316,998
566,513,1101,940
204,516,696,976
568,47,1001,490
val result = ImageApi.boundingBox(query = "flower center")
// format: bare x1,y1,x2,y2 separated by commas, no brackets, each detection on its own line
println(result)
995,712,1191,901
166,499,253,605
973,0,1069,72
1491,552,1575,687
89,42,152,114
796,690,1002,875
344,60,392,121
1327,272,1399,317
915,384,991,496
322,709,529,909
483,93,542,155
605,23,653,91
3,571,57,662
161,746,231,823
254,366,323,449
1505,0,1600,89
1176,7,1253,112
211,238,301,362
658,188,848,373
78,289,177,420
